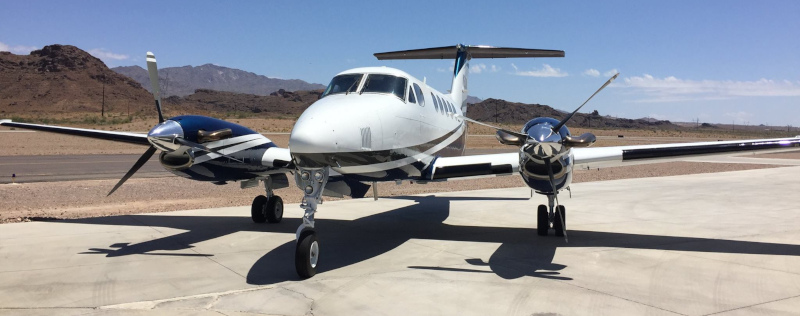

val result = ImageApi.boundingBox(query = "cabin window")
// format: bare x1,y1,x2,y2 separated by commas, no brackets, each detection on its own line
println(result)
408,85,416,103
322,74,363,97
362,74,407,100
413,84,424,106
431,93,439,112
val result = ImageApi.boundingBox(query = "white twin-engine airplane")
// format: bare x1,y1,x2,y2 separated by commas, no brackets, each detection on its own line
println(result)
3,44,800,279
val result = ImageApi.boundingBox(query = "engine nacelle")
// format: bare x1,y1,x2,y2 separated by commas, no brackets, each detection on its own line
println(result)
159,150,194,170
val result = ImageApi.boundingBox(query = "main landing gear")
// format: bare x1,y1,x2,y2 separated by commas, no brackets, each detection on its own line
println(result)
293,167,329,278
537,194,566,237
251,177,284,223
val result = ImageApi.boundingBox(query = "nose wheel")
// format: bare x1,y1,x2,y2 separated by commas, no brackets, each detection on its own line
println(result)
536,197,566,237
295,230,319,278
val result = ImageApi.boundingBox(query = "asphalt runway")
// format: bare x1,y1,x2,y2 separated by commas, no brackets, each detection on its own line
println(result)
0,154,169,184
0,149,515,184
2,166,800,315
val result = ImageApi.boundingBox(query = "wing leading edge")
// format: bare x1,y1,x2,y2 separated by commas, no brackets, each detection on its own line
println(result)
0,120,150,146
427,136,800,181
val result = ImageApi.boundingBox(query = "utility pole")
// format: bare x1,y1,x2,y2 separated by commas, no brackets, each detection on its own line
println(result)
101,75,105,118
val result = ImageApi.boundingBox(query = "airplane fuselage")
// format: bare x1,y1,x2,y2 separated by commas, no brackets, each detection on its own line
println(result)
290,67,469,182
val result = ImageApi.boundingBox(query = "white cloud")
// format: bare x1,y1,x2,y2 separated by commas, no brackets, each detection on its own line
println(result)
617,74,800,103
583,69,600,77
0,41,37,54
470,63,487,74
511,63,568,77
490,64,500,72
88,48,129,61
603,69,619,77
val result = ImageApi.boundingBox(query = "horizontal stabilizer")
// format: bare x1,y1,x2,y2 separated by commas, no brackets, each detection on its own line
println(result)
374,45,564,60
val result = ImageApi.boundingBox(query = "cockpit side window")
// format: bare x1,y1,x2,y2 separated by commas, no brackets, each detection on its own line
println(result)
408,85,416,104
322,74,363,97
413,84,424,106
361,74,408,100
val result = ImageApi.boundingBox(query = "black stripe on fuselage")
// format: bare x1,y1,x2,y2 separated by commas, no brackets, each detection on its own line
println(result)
292,124,465,169
622,139,800,160
0,122,150,145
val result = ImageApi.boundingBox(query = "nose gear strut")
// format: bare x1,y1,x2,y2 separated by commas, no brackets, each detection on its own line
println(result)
293,166,330,278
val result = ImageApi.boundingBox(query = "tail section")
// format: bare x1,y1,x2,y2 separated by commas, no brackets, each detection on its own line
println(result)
375,44,564,113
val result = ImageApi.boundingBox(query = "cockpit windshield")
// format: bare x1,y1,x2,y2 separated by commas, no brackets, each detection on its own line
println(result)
322,74,363,97
361,74,407,100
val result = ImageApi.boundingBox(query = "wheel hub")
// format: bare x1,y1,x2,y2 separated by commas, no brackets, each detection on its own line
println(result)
309,240,319,268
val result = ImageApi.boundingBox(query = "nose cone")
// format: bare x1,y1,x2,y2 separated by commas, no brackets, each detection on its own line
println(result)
290,96,382,168
147,120,184,151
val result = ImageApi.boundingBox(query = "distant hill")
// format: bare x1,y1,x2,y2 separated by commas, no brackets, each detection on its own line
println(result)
163,88,321,118
468,98,678,129
466,95,483,104
112,64,325,97
0,45,152,116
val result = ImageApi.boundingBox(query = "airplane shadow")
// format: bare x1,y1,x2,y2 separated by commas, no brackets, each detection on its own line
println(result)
51,195,800,285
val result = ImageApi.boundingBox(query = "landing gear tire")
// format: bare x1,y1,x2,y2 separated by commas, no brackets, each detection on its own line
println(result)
537,204,549,236
265,196,283,223
251,195,268,223
554,205,566,237
295,230,319,279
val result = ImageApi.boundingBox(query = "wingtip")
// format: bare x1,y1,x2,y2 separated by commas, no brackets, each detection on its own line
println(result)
0,119,11,124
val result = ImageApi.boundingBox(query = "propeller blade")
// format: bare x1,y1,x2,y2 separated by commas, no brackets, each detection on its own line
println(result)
173,137,244,163
544,158,568,243
108,146,157,196
455,114,528,143
146,52,165,123
562,132,597,147
552,73,619,132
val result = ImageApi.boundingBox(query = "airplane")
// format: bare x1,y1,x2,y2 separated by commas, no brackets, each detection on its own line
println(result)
2,44,800,279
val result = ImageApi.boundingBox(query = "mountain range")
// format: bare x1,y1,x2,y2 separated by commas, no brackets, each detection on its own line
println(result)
112,64,325,97
0,44,674,130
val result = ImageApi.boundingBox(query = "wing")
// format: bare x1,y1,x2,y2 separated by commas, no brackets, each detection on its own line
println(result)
0,120,149,146
426,136,800,181
572,136,800,168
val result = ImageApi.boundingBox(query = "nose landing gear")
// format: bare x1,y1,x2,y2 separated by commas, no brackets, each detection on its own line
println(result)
293,167,329,278
536,194,566,237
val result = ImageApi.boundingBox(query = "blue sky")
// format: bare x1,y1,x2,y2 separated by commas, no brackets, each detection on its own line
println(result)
2,1,799,126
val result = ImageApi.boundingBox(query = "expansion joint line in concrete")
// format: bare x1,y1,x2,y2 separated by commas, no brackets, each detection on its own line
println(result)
125,214,249,281
703,292,800,316
559,281,689,316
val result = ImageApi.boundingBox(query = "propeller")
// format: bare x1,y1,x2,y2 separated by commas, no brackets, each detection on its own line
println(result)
146,52,165,123
107,52,167,196
551,73,618,132
456,115,528,146
108,146,157,196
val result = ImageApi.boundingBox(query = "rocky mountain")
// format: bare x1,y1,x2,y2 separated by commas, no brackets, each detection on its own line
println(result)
112,64,325,97
163,88,321,118
0,45,152,116
467,98,678,129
